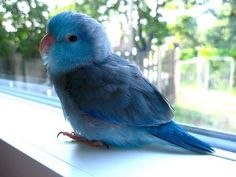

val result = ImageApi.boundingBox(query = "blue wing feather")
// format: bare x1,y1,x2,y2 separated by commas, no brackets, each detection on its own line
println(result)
64,54,174,127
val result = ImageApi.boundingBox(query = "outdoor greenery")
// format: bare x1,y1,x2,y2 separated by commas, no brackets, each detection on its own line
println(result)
0,0,235,133
0,0,235,61
0,0,48,59
171,15,199,59
52,0,171,61
205,0,236,58
175,87,236,133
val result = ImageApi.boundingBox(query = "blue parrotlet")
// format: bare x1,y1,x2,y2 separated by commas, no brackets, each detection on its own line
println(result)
39,11,214,153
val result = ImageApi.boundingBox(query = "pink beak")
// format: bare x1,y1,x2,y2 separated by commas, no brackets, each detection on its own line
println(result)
39,33,55,56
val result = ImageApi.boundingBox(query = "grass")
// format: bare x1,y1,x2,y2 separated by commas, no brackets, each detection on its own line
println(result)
174,86,236,134
233,87,236,95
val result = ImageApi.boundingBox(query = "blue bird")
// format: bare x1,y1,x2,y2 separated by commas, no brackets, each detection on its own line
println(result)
40,11,214,153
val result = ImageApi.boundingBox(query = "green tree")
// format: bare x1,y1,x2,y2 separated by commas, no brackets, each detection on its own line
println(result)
173,15,199,48
53,0,171,61
205,0,236,58
203,0,236,87
0,0,48,59
0,11,13,58
171,15,199,59
131,0,170,52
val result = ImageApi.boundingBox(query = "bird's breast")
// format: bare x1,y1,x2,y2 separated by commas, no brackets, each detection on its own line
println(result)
51,70,158,147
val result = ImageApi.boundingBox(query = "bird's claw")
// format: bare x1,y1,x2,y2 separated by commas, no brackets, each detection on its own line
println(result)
57,131,109,149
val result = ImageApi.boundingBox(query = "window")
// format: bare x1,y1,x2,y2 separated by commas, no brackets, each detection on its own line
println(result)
1,0,235,134
1,1,236,176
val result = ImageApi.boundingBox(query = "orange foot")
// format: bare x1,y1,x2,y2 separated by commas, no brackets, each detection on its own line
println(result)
57,131,109,149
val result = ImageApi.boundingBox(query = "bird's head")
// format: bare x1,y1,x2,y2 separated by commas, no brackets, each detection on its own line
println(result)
39,11,112,74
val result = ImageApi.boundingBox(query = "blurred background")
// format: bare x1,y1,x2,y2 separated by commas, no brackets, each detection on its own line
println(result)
0,0,236,133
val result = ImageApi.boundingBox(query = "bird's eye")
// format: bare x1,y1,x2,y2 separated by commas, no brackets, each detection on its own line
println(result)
66,35,78,42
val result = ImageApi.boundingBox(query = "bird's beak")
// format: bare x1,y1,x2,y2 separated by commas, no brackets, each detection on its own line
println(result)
39,33,55,56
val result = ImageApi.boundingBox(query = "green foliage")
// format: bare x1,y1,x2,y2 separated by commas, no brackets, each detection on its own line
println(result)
205,0,236,59
209,60,231,90
179,48,197,60
0,0,48,59
199,47,235,57
52,0,171,54
51,0,108,19
170,15,200,60
50,3,77,16
0,11,14,58
172,15,199,48
131,0,170,51
200,47,219,57
229,50,236,59
176,88,236,133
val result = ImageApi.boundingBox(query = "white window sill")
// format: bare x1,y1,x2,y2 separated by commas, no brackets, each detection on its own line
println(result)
0,93,236,177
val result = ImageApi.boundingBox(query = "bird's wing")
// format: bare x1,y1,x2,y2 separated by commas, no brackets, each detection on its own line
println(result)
64,54,174,127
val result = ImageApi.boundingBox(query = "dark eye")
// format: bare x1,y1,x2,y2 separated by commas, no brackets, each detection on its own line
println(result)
66,35,78,42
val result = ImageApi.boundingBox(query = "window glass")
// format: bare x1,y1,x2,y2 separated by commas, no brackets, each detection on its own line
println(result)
0,0,235,134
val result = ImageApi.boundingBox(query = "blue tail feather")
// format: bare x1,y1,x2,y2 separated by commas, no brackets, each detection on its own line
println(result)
148,121,214,154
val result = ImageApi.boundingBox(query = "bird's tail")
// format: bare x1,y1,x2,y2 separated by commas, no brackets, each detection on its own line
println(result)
148,121,214,154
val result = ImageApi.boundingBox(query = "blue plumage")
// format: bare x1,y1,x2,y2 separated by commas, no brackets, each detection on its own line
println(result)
147,121,213,153
40,11,214,153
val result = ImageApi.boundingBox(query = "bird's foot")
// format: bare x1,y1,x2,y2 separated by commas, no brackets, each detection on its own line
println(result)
57,131,109,149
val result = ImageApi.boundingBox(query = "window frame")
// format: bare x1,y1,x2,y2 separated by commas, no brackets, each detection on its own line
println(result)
1,82,236,153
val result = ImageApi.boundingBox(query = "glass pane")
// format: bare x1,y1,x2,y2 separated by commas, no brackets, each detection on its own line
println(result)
0,0,235,134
